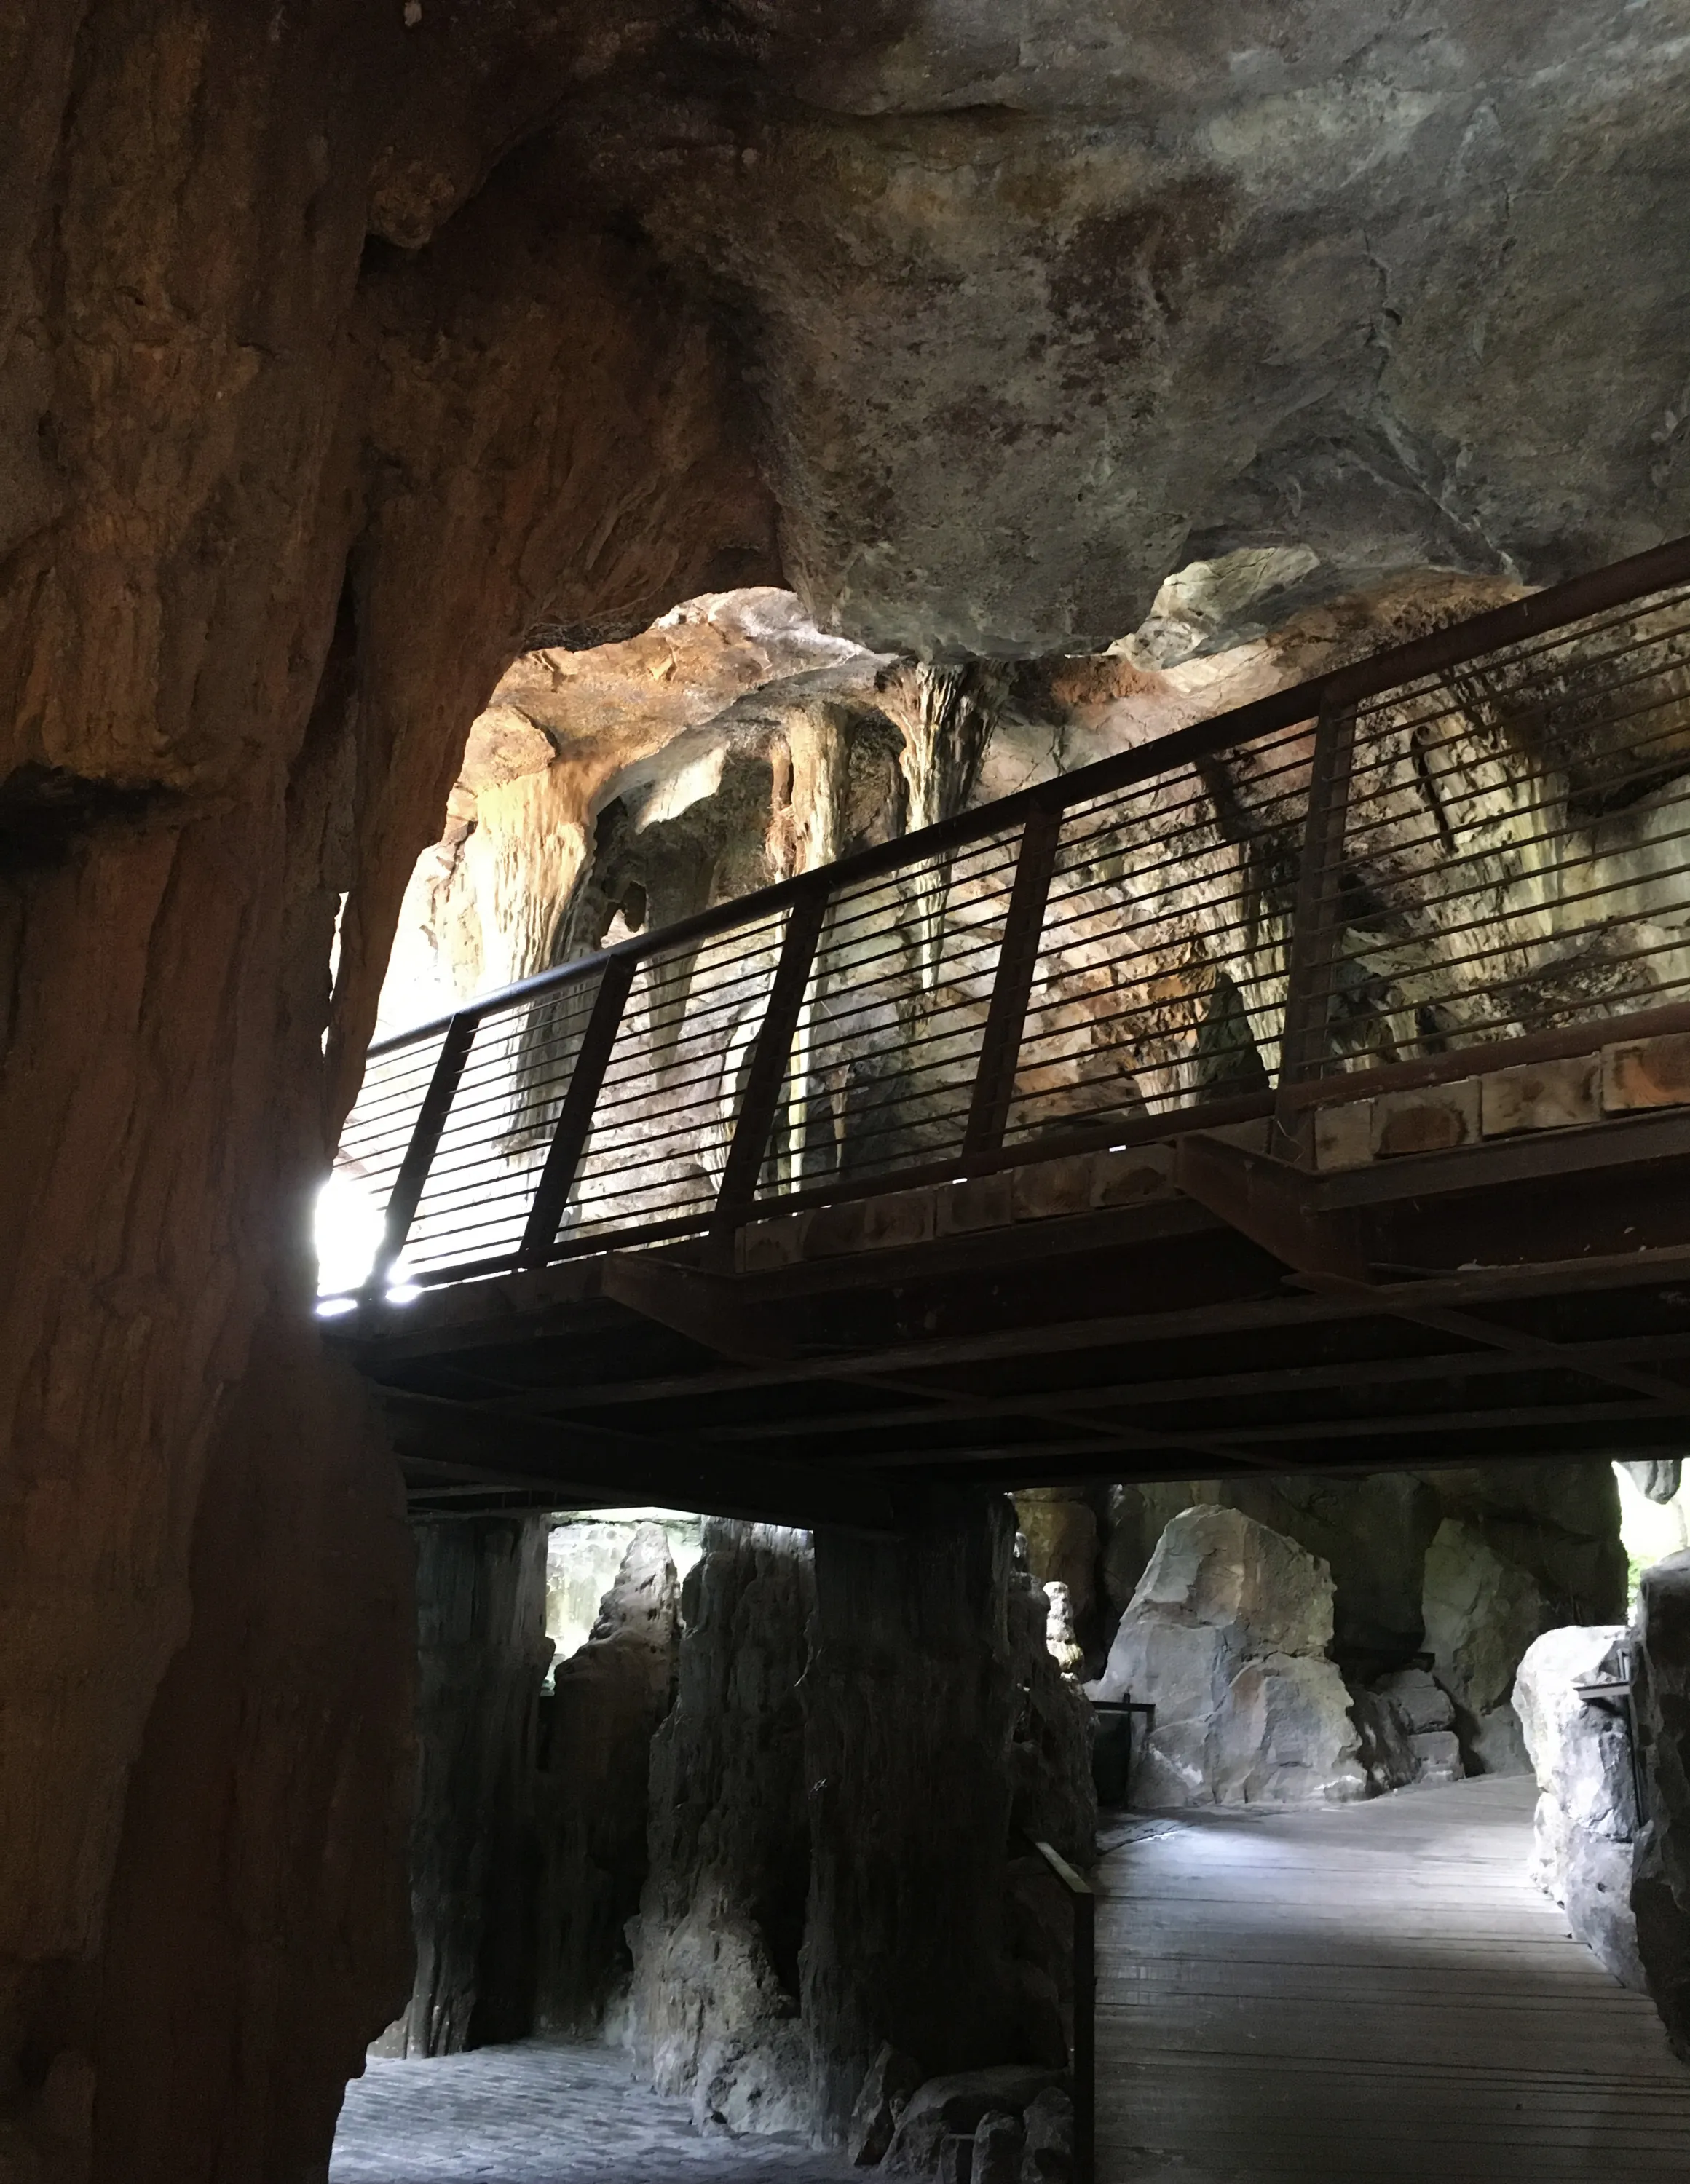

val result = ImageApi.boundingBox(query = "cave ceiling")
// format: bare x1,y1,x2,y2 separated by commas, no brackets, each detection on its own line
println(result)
381,0,1690,657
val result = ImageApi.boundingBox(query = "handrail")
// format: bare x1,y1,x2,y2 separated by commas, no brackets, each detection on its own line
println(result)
331,533,1690,1298
1031,1837,1096,2184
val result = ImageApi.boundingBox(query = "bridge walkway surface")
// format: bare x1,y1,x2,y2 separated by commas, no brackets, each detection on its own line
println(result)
1098,1775,1690,2181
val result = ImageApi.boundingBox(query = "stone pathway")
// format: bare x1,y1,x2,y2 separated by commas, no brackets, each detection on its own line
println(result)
1099,1773,1690,2180
330,2040,855,2184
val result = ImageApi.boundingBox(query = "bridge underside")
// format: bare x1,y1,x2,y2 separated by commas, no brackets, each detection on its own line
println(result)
337,1093,1690,1528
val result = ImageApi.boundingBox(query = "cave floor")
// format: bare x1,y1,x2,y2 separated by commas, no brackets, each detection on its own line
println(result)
1099,1773,1690,2180
328,2041,855,2183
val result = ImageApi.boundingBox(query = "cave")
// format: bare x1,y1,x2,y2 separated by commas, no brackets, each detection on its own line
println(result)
8,6,1690,2183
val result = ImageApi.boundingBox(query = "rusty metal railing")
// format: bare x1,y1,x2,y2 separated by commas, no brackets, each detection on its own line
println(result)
328,536,1690,1300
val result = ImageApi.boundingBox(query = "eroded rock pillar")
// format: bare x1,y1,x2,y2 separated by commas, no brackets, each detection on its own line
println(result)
802,1493,1022,2137
384,1516,551,2057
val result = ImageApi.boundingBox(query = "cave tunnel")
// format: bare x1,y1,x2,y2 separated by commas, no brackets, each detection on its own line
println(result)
7,5,1690,2183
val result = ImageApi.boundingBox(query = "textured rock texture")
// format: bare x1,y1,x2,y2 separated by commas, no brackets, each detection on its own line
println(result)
1632,1554,1690,2057
627,1505,1094,2148
1092,1506,1365,1807
546,1514,701,1665
629,1522,818,2137
1514,1625,1643,1989
1,10,771,2178
1101,1463,1624,1786
593,2,1690,654
379,1518,553,2059
535,1525,682,2035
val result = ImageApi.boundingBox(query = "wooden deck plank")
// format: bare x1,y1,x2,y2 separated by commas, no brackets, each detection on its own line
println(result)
1096,1776,1690,2181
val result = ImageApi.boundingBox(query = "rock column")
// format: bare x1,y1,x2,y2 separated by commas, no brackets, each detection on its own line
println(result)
802,1494,1023,2136
383,1516,551,2057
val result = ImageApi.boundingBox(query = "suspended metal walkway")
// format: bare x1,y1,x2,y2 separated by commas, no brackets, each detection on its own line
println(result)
326,537,1690,1523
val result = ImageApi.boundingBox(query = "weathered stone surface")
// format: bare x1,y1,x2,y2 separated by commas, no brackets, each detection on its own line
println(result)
0,12,776,2172
972,2111,1024,2184
376,1516,552,2059
534,1525,681,2035
609,6,1690,654
1040,1585,1085,1679
1013,1495,1099,1634
1632,1554,1690,2056
805,1500,1074,2137
1019,2086,1075,2184
848,2042,924,2167
1411,1732,1466,1786
629,1522,816,2137
882,2112,948,2177
1378,1668,1456,1736
1094,1508,1365,1808
898,2068,1065,2137
1104,1475,1439,1680
1515,1625,1643,1989
1423,1519,1544,1776
545,1514,700,1665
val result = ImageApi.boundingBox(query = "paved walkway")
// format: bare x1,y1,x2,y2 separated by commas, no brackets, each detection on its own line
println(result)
1099,1774,1690,2180
330,2041,853,2184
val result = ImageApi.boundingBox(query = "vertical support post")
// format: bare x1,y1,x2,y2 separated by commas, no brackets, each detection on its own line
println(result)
1273,698,1358,1160
711,883,829,1249
1074,1880,1096,2184
963,803,1063,1167
518,955,639,1266
368,1010,478,1292
1033,1840,1096,2184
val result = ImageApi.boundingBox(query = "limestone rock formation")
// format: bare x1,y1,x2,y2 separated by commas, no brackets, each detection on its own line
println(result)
534,1524,682,2034
1513,1625,1643,1989
1632,1554,1690,2057
545,1512,701,1665
1092,1507,1365,1808
2,15,773,2172
1101,1463,1624,1787
600,4,1690,654
376,1516,552,2059
1014,1492,1100,1667
1421,1519,1540,1776
628,1522,816,2137
1348,1669,1463,1795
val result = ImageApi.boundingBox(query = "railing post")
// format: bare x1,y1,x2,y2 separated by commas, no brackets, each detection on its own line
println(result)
367,1010,478,1293
518,956,639,1267
1273,697,1358,1160
1032,1839,1096,2184
963,803,1063,1167
711,883,830,1250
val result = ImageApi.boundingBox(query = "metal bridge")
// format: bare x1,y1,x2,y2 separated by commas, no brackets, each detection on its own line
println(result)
327,537,1690,1525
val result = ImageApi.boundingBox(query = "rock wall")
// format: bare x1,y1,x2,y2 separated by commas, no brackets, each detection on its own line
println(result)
1092,1461,1624,1781
534,1525,681,2036
1514,1625,1643,1989
382,1516,552,2059
1,12,773,2177
627,1503,1095,2148
629,1522,818,2137
1633,1553,1690,2057
1092,1506,1365,1808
